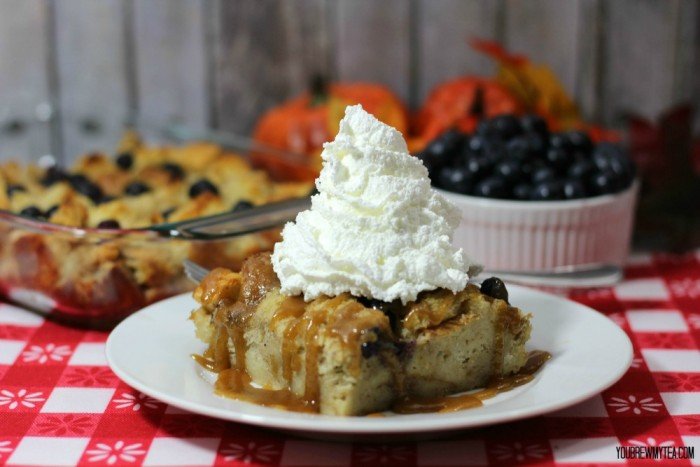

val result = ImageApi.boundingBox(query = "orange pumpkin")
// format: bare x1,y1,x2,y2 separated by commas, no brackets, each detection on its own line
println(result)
252,78,409,181
414,77,522,148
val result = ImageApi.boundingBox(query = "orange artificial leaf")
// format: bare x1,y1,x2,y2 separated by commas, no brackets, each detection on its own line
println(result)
472,39,582,130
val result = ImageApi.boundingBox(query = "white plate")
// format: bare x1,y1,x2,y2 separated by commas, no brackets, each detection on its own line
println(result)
106,286,632,436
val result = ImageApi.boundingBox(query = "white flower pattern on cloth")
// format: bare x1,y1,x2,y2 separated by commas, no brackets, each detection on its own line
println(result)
112,392,160,411
354,445,413,465
687,313,700,329
669,278,700,298
220,442,279,463
607,395,663,414
630,357,645,369
0,389,45,410
0,440,13,458
85,441,145,464
628,437,675,462
21,344,72,364
490,442,549,462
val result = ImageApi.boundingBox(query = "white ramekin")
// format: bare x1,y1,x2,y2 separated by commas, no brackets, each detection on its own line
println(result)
438,181,640,272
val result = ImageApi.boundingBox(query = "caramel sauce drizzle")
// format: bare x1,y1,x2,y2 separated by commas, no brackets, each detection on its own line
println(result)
192,253,549,416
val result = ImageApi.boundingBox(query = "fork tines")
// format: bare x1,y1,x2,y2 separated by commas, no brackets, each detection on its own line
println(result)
183,259,210,284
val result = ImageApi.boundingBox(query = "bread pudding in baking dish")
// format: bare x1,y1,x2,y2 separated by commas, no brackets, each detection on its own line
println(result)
0,131,311,324
190,105,542,415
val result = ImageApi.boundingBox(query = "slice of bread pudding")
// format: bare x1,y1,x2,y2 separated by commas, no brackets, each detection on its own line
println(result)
191,253,532,416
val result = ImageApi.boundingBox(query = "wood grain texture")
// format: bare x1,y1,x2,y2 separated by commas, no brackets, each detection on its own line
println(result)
214,0,329,134
601,0,678,124
574,0,603,121
503,0,581,97
54,0,129,162
415,0,500,103
0,0,52,162
133,0,209,129
671,0,699,132
335,0,412,103
695,2,700,133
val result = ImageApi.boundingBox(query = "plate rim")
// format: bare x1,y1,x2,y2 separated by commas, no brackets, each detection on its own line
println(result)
106,286,633,434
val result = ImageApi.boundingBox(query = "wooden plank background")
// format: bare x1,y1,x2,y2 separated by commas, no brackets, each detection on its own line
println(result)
0,0,698,162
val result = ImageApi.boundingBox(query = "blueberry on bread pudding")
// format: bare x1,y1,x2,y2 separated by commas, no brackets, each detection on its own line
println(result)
191,106,537,415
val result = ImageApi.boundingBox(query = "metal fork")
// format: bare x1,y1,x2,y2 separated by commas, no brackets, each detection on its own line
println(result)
184,259,210,283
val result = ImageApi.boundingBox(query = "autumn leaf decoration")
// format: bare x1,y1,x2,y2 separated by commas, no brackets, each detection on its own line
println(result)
471,39,581,131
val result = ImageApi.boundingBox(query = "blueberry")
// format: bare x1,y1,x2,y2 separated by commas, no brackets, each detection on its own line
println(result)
124,181,151,196
97,219,121,229
592,151,612,172
523,158,550,180
232,200,254,212
6,184,26,197
465,156,493,180
437,166,473,194
425,129,464,161
520,114,549,139
532,180,565,200
416,151,438,179
19,206,45,219
563,179,587,199
513,183,532,200
493,159,522,183
567,159,594,180
588,171,620,195
524,132,548,157
474,176,508,198
490,115,522,140
188,179,219,198
466,135,487,155
601,147,635,184
41,166,69,187
45,204,59,219
593,142,625,160
480,277,509,303
545,147,570,173
531,166,556,184
505,137,532,161
420,130,465,178
607,156,631,178
549,133,571,151
482,140,507,163
566,130,593,156
361,340,381,359
69,174,103,202
476,119,492,137
160,162,185,181
592,143,632,177
115,152,134,170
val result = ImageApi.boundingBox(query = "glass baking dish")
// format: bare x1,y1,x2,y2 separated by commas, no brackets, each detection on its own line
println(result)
0,122,312,328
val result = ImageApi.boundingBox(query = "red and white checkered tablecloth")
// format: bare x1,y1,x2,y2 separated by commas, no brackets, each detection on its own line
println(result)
0,251,699,466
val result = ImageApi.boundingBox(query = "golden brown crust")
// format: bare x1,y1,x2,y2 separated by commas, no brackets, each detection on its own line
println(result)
194,268,242,309
1,134,312,229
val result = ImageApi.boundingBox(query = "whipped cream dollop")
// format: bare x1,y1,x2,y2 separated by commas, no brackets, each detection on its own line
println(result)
271,105,477,304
